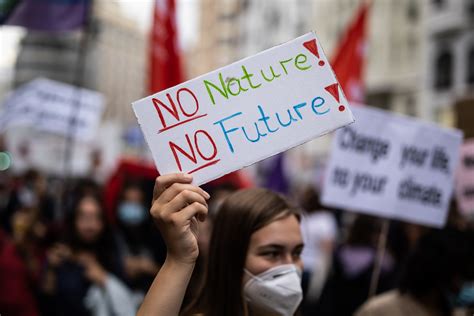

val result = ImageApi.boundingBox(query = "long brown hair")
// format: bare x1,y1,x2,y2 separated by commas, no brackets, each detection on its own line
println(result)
65,193,119,273
183,188,300,316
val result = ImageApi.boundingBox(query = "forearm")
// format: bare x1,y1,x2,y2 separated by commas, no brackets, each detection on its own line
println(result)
42,268,57,294
137,256,195,316
142,259,161,276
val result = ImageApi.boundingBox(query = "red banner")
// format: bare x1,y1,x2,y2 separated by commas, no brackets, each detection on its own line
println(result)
148,0,183,94
331,2,369,103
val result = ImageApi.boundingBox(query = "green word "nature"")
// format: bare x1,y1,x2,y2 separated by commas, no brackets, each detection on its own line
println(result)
203,53,312,105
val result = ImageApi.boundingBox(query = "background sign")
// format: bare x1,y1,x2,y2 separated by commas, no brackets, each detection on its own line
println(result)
0,77,105,142
322,106,463,228
133,32,354,185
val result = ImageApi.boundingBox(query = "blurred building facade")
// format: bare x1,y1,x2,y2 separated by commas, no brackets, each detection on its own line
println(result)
12,0,147,127
238,0,312,57
422,0,474,128
313,0,423,117
191,0,425,118
93,1,147,127
6,1,148,176
13,31,96,89
188,0,313,77
186,0,243,77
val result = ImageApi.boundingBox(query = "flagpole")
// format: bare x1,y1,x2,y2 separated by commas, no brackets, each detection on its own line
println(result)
60,0,94,219
368,218,390,298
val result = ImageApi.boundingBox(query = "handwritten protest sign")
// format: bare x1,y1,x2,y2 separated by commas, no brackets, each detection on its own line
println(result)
133,32,354,185
0,78,104,142
455,140,474,217
321,106,463,228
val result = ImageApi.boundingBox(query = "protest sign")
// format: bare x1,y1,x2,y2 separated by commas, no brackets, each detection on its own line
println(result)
321,106,463,228
4,122,121,177
0,78,104,142
133,32,354,185
455,140,474,217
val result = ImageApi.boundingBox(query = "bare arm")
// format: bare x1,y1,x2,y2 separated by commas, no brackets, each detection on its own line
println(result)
138,257,195,316
137,173,209,316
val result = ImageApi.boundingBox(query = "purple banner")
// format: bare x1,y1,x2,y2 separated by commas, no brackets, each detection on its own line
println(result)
5,0,88,31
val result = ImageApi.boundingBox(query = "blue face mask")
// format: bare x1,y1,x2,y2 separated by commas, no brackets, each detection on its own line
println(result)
455,282,474,307
118,202,146,225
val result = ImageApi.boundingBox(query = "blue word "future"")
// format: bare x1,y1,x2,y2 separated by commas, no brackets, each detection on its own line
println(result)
213,96,329,153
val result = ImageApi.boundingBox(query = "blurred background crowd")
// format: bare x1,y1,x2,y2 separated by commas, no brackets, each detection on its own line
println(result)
1,0,474,315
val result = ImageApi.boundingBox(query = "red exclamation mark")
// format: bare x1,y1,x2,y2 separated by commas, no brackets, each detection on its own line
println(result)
325,83,345,112
303,39,325,67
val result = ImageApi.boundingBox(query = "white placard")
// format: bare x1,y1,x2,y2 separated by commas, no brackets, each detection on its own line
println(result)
0,78,105,142
322,106,463,228
133,32,354,185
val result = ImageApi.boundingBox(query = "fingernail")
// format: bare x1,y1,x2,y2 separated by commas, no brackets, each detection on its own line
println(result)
204,191,210,199
183,173,192,180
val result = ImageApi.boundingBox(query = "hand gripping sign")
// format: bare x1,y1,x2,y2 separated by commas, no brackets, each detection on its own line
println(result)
133,32,354,185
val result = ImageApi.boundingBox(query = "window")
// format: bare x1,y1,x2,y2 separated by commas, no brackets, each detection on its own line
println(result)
264,9,280,29
407,0,419,22
467,46,474,84
434,50,453,90
366,92,391,110
468,0,474,20
405,95,417,116
432,0,444,8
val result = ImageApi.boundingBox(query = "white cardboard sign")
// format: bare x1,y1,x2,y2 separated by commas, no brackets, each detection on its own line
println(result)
133,32,354,185
0,78,105,142
321,106,463,228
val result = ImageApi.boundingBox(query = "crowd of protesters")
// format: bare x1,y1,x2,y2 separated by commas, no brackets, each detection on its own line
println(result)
0,168,473,316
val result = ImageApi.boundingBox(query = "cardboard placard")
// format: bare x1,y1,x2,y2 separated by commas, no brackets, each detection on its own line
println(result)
0,78,104,142
133,32,354,185
322,106,463,228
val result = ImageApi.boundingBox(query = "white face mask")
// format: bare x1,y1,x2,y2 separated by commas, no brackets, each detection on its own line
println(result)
243,264,303,316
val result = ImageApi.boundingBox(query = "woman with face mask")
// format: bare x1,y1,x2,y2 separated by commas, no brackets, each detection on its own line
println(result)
115,184,162,297
137,173,305,316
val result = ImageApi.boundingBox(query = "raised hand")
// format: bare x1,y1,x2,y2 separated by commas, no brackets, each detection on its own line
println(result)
150,173,210,264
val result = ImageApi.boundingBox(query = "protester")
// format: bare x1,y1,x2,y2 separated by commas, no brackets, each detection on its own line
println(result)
10,206,46,280
0,170,55,316
0,228,40,316
0,172,13,226
355,228,474,316
137,173,305,316
1,169,54,233
64,177,103,220
316,214,397,315
40,193,135,316
298,186,338,308
115,183,161,298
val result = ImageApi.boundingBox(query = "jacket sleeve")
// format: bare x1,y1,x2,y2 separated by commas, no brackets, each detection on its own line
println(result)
103,274,137,316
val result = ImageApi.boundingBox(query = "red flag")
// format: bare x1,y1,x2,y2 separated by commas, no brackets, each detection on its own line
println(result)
148,0,183,94
331,2,369,103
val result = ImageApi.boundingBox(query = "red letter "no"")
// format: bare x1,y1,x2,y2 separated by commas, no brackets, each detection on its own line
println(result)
153,88,206,133
169,130,220,174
